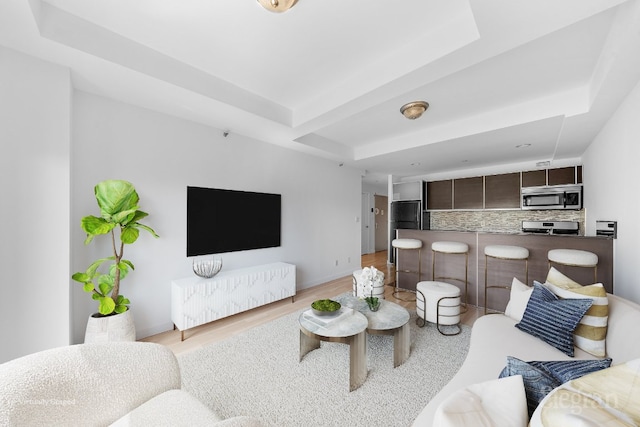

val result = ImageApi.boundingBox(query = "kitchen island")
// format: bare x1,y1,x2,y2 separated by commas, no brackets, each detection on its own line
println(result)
395,229,613,312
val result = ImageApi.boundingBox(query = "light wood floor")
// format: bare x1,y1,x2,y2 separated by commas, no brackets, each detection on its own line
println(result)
142,251,482,356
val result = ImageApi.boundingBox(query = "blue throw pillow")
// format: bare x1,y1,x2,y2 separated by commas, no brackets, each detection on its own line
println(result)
515,282,593,356
499,356,612,418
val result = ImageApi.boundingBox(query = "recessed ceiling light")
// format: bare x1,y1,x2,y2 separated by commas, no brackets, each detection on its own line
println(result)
516,144,531,148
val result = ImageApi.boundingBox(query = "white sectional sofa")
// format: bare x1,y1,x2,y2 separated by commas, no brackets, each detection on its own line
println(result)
0,341,264,427
412,291,640,426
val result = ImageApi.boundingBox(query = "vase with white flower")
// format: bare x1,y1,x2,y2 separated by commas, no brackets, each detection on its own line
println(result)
364,290,381,311
355,266,384,310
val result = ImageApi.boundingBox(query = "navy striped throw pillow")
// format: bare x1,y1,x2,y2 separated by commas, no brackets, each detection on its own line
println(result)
499,356,612,417
515,283,593,357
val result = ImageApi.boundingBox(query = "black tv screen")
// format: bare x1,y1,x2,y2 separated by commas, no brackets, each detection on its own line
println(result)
186,186,281,256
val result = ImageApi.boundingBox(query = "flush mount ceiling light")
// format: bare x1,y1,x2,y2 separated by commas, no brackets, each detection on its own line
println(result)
400,101,429,120
257,0,298,13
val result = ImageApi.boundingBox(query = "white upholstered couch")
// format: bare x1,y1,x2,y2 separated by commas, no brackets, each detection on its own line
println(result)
0,341,264,427
412,292,640,426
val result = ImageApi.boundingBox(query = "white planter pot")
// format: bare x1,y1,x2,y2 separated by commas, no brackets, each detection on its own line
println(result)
84,309,136,343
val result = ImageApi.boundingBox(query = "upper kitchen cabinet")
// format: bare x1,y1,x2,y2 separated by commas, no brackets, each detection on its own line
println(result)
427,180,452,210
454,177,483,209
577,166,583,184
485,172,520,209
521,166,582,187
548,167,579,186
522,169,546,187
392,181,423,201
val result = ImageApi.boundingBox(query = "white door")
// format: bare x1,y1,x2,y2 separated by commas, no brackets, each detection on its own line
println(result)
361,192,373,254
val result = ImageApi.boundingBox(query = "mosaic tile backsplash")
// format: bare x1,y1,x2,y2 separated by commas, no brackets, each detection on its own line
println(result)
429,209,585,235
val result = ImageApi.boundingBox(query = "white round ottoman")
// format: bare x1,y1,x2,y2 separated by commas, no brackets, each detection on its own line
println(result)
352,268,385,299
416,281,461,336
548,249,598,282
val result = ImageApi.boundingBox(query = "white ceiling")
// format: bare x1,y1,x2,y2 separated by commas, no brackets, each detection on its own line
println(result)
2,0,640,185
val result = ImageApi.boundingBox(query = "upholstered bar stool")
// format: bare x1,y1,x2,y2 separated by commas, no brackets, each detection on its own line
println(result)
431,241,469,312
416,281,461,336
548,249,598,283
484,245,529,315
392,238,422,302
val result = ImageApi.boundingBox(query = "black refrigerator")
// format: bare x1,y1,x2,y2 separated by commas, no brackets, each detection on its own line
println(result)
389,200,425,263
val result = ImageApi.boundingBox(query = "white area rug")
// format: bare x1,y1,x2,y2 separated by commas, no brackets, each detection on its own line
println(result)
178,309,470,427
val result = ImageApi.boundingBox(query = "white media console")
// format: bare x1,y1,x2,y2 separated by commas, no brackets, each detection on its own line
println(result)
171,262,296,340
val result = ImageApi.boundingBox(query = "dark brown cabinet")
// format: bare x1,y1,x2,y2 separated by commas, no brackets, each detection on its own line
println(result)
427,180,452,210
522,170,546,187
485,173,520,209
548,167,577,186
454,177,483,209
577,166,583,184
427,165,582,211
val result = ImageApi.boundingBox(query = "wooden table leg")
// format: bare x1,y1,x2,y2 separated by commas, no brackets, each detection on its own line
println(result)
299,329,321,362
349,331,367,391
393,322,411,368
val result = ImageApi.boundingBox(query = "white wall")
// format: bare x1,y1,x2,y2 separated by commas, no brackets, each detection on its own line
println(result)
71,92,362,342
582,79,640,304
0,47,71,363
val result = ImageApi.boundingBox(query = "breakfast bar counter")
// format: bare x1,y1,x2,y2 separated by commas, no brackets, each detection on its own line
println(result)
395,229,613,312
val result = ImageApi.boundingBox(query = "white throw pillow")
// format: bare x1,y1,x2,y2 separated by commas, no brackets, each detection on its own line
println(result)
433,375,528,427
504,277,533,322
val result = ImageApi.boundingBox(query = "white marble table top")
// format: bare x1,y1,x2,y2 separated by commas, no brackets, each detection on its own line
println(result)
298,308,367,338
334,293,410,332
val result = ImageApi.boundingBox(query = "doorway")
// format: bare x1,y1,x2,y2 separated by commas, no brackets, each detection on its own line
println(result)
361,192,373,255
374,194,388,252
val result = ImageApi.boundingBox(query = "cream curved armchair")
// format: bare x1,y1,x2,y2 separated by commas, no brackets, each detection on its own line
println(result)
0,341,264,427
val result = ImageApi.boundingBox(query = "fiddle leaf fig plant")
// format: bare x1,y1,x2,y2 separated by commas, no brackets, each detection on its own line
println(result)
72,180,159,316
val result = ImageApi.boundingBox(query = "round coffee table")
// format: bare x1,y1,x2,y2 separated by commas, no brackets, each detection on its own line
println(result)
335,294,411,368
299,309,368,392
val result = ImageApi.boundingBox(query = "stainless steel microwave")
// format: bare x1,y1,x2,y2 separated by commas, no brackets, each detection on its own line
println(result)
521,185,582,210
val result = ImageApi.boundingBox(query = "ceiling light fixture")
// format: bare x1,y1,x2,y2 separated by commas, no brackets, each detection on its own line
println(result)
400,101,429,120
257,0,298,13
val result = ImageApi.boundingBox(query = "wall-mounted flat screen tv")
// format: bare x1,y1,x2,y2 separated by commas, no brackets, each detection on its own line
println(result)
187,186,281,257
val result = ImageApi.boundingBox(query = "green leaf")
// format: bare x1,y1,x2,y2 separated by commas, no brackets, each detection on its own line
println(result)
121,259,135,271
121,226,140,244
72,272,90,283
130,210,149,222
83,283,94,293
98,297,116,315
94,180,139,218
112,208,137,225
98,281,113,297
114,305,127,314
133,222,159,239
99,274,114,286
81,216,115,237
86,257,112,277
